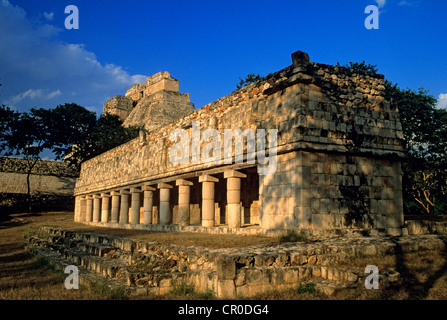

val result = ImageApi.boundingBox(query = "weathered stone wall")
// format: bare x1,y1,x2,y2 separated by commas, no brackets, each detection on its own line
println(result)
0,157,77,195
103,95,135,121
260,151,403,234
122,90,195,132
75,51,405,234
0,172,75,195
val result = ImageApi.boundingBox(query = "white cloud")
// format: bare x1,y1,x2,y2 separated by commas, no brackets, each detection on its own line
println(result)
46,90,62,100
437,93,447,109
7,89,44,105
43,11,54,21
398,0,419,6
6,88,63,105
0,0,146,114
374,0,386,8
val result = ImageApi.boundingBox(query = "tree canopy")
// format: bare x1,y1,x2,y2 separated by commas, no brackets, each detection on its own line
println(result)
0,103,141,169
236,73,264,89
339,61,447,215
0,103,140,211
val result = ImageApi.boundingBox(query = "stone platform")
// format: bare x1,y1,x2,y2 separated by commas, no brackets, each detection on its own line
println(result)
25,226,447,298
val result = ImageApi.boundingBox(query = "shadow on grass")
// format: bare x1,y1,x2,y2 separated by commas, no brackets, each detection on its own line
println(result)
384,236,447,300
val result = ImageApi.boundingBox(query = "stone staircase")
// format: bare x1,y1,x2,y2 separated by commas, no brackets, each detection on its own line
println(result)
26,226,446,298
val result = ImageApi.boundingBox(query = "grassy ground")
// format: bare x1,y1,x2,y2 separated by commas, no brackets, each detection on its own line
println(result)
1,211,447,300
26,211,279,248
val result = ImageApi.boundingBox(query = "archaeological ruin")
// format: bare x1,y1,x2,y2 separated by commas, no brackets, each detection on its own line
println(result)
73,51,406,237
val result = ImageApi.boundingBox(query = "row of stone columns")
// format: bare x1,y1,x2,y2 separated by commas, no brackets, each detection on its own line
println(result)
75,170,247,228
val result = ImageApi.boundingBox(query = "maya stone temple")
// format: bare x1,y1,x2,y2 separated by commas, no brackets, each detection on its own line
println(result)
73,51,406,237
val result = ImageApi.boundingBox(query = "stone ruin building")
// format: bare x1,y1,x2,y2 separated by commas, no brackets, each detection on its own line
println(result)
103,71,195,131
73,51,406,237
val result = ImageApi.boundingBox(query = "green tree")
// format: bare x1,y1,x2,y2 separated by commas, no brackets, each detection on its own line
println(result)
0,105,19,151
64,112,140,168
0,104,141,211
236,73,264,89
0,107,54,211
44,103,97,164
336,60,379,75
385,84,447,215
41,104,141,169
340,61,447,215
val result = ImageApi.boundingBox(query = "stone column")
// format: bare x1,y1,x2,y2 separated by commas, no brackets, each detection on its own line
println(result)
224,170,247,228
93,194,101,223
119,189,130,224
176,179,193,226
80,196,87,222
199,175,219,227
74,196,81,222
101,193,111,223
86,195,93,222
110,191,120,223
142,186,155,225
130,187,142,225
158,183,173,225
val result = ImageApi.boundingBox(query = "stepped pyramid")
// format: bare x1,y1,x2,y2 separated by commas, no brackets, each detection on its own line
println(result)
103,71,195,132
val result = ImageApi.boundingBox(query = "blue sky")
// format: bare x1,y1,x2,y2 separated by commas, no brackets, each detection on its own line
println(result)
1,0,446,115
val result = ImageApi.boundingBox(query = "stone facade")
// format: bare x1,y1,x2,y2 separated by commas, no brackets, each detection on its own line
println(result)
74,51,405,236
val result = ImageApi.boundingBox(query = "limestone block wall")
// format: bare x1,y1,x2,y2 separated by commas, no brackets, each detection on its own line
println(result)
0,172,76,195
103,95,135,121
0,157,77,196
122,90,195,132
260,150,403,234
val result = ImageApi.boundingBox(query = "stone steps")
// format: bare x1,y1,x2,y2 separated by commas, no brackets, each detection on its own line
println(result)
28,226,436,298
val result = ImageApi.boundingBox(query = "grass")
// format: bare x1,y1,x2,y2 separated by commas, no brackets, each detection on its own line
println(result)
1,211,447,300
28,211,279,249
168,278,216,299
169,278,196,296
90,280,126,300
279,229,308,243
297,283,317,294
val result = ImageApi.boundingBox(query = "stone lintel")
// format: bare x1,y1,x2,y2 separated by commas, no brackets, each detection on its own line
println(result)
120,189,131,195
176,179,194,186
142,185,156,191
223,170,247,179
110,191,120,196
130,187,143,193
93,194,102,199
199,175,219,183
100,192,111,198
158,182,173,189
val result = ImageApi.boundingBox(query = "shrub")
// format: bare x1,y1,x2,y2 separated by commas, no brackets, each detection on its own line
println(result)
279,229,308,243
